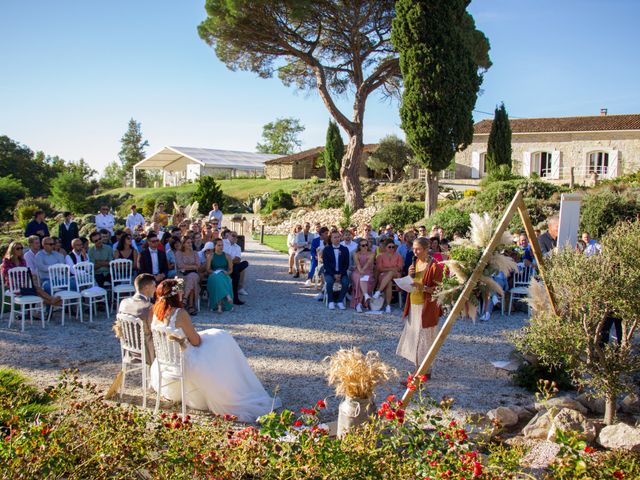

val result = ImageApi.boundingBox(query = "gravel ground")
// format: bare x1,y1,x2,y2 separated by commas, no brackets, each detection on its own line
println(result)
0,237,533,417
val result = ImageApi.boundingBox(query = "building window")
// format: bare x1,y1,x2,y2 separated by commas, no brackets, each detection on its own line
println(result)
532,151,552,177
588,151,609,175
480,152,488,176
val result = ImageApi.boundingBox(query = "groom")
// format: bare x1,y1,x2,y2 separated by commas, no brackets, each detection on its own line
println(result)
117,273,157,364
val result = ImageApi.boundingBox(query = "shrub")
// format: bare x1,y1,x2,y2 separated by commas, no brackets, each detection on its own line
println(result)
473,178,563,218
154,192,178,214
463,188,477,198
50,170,95,213
15,198,56,230
192,176,224,215
142,197,156,218
580,187,639,239
0,176,28,221
385,179,425,203
423,206,471,236
89,193,133,214
261,189,295,213
371,202,424,229
79,222,97,238
295,179,378,209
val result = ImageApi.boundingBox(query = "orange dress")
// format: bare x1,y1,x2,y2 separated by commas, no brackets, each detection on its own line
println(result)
375,252,403,282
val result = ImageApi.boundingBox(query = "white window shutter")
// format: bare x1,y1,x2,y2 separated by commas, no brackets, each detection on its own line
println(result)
550,151,561,179
471,151,480,179
522,152,531,177
608,150,619,178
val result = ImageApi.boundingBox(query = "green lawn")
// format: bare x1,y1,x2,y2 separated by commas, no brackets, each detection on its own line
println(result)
103,178,309,202
253,234,288,254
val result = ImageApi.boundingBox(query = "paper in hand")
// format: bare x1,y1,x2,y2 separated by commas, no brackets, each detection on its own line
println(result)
394,275,415,294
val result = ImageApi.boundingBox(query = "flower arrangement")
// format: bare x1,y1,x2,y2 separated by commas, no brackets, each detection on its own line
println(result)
434,212,517,321
325,347,396,399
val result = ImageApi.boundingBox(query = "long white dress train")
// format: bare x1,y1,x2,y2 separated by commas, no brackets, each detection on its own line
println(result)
150,309,279,422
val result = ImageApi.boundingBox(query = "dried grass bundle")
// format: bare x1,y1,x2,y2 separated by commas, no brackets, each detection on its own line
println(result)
325,348,397,399
479,275,504,296
470,213,494,248
489,253,517,275
442,260,469,283
525,277,551,315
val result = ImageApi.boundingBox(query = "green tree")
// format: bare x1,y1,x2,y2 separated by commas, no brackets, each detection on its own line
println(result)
0,136,61,196
0,176,28,220
192,176,225,215
322,120,344,181
99,161,126,190
199,0,403,210
366,134,412,182
485,102,512,172
256,117,305,155
392,0,490,216
119,118,149,186
50,160,97,213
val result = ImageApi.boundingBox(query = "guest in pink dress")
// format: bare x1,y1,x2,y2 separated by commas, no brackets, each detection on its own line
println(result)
350,239,375,313
372,238,404,313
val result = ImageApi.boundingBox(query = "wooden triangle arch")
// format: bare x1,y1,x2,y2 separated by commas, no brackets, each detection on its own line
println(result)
400,189,557,407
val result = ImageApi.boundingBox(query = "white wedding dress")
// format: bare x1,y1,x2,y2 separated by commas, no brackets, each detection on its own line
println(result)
149,309,279,422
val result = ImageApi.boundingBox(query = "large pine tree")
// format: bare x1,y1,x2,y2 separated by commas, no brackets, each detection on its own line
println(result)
486,103,512,172
392,0,490,216
323,120,344,181
119,118,149,186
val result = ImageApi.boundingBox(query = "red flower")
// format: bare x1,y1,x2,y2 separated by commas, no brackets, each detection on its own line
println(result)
472,461,483,477
300,408,316,415
613,471,625,479
223,414,237,422
293,420,303,427
449,420,457,427
316,400,326,409
419,375,428,383
407,383,417,391
584,446,595,454
386,394,396,403
385,410,396,420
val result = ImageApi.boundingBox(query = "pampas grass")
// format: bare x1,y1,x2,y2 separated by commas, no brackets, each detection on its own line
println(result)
325,348,397,399
489,253,518,275
442,260,469,283
479,275,504,296
525,277,551,315
470,213,494,248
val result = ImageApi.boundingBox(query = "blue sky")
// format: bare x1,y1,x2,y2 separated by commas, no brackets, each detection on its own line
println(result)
1,0,639,174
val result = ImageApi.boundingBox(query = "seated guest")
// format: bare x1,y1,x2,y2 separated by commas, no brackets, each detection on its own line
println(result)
292,223,312,278
581,231,602,257
340,229,358,257
397,231,416,263
24,235,41,282
304,227,329,287
25,210,50,240
172,205,187,226
516,233,534,267
138,232,168,283
322,231,350,310
205,238,234,313
538,216,558,256
193,232,204,251
429,236,443,263
166,237,180,279
34,236,65,294
2,241,61,307
88,231,114,288
116,273,156,364
175,237,201,314
372,237,403,313
114,232,138,269
65,238,88,288
198,241,214,266
351,238,375,313
99,228,113,247
58,211,79,253
417,225,428,239
51,236,67,257
224,231,249,305
287,224,301,274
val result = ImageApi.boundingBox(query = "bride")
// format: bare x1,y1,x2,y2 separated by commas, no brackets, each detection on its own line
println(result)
149,279,279,422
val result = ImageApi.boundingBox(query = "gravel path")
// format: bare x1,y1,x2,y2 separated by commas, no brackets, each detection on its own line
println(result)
0,237,533,416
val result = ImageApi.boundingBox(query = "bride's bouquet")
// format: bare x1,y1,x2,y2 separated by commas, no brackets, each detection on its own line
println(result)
434,213,517,321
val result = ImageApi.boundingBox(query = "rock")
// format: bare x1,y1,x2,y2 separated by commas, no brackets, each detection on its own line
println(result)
576,393,606,415
548,408,597,442
597,423,640,451
523,411,553,440
511,405,535,422
520,440,562,470
487,406,519,427
535,396,588,415
620,394,640,414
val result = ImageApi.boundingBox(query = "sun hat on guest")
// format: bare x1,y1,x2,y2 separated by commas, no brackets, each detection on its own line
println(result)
202,241,215,252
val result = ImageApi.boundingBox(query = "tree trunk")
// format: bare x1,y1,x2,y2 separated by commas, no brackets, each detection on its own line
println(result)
604,393,616,425
424,170,439,217
341,134,364,210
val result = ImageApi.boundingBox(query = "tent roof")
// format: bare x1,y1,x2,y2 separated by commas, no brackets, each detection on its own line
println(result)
134,146,283,171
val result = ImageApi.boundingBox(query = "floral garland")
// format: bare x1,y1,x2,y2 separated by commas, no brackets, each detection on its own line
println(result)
161,278,184,300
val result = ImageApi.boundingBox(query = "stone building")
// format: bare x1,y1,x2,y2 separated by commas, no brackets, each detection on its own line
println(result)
454,112,640,184
264,144,378,180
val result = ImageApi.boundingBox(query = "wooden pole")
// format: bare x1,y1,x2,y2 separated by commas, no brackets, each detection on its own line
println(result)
400,190,538,407
260,225,265,244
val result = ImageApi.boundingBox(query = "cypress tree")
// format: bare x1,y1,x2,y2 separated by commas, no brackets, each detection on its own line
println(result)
486,103,512,172
323,120,344,181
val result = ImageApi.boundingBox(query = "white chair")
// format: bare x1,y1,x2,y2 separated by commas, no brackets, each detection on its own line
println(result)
47,264,82,326
7,267,45,332
508,265,535,316
151,322,187,416
74,262,109,322
1,271,13,320
116,313,148,408
109,259,135,312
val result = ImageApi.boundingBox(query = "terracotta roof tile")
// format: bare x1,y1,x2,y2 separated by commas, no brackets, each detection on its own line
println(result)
474,114,640,135
264,144,378,165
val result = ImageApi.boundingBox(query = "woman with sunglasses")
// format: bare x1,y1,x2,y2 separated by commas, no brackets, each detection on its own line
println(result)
372,237,403,313
397,236,443,375
350,239,375,313
175,236,201,315
114,233,138,267
1,241,62,307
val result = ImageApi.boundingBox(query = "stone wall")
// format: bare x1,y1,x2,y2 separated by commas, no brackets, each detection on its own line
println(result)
455,130,640,184
261,206,380,235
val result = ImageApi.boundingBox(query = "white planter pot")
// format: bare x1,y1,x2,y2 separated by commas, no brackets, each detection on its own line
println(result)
337,396,374,438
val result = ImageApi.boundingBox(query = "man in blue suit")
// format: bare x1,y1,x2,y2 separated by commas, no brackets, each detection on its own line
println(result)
322,231,350,310
304,227,329,286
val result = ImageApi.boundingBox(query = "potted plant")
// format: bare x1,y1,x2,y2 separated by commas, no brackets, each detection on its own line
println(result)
326,347,396,437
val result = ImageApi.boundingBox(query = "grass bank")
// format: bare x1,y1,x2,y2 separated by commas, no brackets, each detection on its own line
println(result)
253,234,288,254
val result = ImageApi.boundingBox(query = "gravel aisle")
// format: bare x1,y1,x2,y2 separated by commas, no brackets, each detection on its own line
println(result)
0,237,532,415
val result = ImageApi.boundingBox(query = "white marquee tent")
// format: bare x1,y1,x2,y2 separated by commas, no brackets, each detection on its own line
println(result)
133,146,282,186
